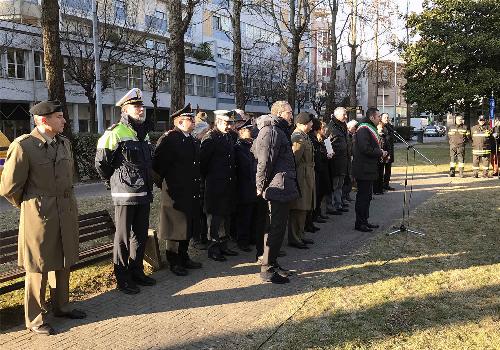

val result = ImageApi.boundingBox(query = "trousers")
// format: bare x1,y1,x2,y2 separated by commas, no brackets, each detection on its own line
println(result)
261,200,289,270
113,204,150,282
355,179,373,227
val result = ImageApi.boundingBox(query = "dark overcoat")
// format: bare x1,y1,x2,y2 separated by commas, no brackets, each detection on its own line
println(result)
234,138,257,204
352,118,384,181
327,118,349,176
200,129,236,215
309,131,331,199
153,129,201,240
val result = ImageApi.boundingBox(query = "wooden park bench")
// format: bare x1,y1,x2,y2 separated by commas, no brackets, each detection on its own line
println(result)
0,210,162,295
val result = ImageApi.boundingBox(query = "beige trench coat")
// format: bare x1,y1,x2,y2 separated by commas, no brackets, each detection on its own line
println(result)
290,129,316,211
158,180,188,241
0,128,79,273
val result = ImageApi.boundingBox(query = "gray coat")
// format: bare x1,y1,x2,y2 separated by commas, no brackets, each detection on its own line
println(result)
252,115,299,203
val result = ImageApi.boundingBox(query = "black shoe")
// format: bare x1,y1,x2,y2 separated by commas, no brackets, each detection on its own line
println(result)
330,210,342,215
53,309,87,319
260,269,290,284
305,226,319,233
221,247,239,256
278,250,287,257
473,172,479,178
301,238,314,244
117,280,140,294
366,223,380,229
272,263,296,277
29,324,55,336
132,273,156,286
183,258,202,269
326,209,338,215
355,225,373,232
170,264,188,276
208,251,227,261
289,242,309,249
313,217,327,223
238,243,252,252
336,208,349,212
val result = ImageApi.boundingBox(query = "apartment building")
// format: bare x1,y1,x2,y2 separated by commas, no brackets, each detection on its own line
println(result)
0,0,315,140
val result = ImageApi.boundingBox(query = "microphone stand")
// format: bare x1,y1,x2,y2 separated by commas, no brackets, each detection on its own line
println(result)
385,125,436,237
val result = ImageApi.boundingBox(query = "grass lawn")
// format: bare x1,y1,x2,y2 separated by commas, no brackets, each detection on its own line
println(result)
256,145,500,349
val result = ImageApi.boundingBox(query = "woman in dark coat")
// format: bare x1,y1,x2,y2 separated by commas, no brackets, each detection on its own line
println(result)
310,119,332,221
373,122,390,194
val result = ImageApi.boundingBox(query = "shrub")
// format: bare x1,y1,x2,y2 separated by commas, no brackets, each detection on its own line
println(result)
71,133,101,181
394,126,413,141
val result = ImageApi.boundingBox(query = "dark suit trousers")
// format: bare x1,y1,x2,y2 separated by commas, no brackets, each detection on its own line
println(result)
374,163,385,193
113,204,150,281
355,179,373,227
261,200,289,269
254,197,270,258
383,163,392,188
237,203,256,245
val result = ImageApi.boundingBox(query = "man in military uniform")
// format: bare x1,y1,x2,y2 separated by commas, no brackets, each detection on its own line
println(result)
447,114,470,177
200,110,239,261
0,100,86,335
152,104,203,276
471,115,493,178
95,88,156,294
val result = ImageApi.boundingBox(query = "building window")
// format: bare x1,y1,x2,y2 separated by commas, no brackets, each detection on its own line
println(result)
146,10,167,33
7,50,26,79
159,72,170,93
115,0,126,22
217,73,234,94
78,119,89,132
185,74,194,95
129,66,143,89
115,64,128,88
212,16,221,31
34,52,45,81
218,73,226,93
195,75,215,97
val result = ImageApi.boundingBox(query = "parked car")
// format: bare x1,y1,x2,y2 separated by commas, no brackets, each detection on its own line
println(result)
423,126,440,137
435,125,446,136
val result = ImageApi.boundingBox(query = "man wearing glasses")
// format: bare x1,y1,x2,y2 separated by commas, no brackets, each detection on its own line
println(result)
95,88,156,294
152,104,203,276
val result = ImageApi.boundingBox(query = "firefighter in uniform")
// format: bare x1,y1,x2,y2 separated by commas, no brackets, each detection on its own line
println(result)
95,88,156,294
491,119,500,176
447,114,470,177
152,104,203,276
471,115,493,178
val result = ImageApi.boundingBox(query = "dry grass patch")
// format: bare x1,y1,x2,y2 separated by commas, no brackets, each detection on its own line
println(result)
257,178,499,349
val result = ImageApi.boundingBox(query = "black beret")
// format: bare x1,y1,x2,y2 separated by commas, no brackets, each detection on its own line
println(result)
29,100,63,116
311,117,322,131
295,112,313,125
171,103,194,119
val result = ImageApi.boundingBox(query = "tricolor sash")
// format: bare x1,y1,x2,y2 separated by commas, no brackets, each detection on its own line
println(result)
357,122,380,145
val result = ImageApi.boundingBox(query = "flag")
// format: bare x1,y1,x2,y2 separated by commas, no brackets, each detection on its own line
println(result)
489,95,495,128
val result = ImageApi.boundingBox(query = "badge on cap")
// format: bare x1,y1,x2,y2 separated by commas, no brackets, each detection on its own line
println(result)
171,104,195,119
214,110,236,122
116,88,144,107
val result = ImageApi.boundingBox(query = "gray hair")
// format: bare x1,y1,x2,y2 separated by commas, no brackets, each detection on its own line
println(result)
334,107,347,119
346,120,358,129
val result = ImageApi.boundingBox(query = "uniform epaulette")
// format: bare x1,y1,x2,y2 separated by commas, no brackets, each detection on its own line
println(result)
14,134,32,144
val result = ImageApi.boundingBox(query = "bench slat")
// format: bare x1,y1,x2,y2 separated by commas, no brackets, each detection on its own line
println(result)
0,243,17,255
78,210,110,221
79,222,115,236
79,216,113,229
0,235,17,246
79,229,114,243
0,268,24,284
0,252,17,264
0,229,18,239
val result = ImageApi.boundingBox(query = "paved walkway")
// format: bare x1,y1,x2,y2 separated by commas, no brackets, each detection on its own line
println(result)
0,170,478,349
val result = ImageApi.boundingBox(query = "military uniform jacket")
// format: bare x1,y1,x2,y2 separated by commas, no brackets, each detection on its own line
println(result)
471,124,493,155
0,128,79,272
200,129,236,215
290,129,316,211
95,114,153,205
448,124,470,147
153,129,201,241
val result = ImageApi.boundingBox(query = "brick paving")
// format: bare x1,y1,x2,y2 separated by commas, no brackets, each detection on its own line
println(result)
0,171,464,350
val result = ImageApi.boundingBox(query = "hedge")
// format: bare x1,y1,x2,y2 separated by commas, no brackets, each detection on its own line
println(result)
71,132,165,181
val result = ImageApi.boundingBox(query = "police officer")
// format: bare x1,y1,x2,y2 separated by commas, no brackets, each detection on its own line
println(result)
447,114,470,177
471,115,493,178
200,110,239,261
95,88,156,294
0,100,86,335
152,104,203,276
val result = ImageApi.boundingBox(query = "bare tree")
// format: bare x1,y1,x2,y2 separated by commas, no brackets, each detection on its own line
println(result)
60,0,146,133
166,0,200,113
264,0,314,111
41,0,73,138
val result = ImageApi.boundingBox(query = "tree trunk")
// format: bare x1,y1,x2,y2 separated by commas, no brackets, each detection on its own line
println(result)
168,1,187,115
232,1,245,109
41,0,72,138
325,0,339,121
348,0,358,120
151,91,159,130
87,93,96,133
287,39,301,112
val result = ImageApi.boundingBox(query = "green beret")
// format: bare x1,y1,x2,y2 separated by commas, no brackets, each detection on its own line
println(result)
29,100,63,116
